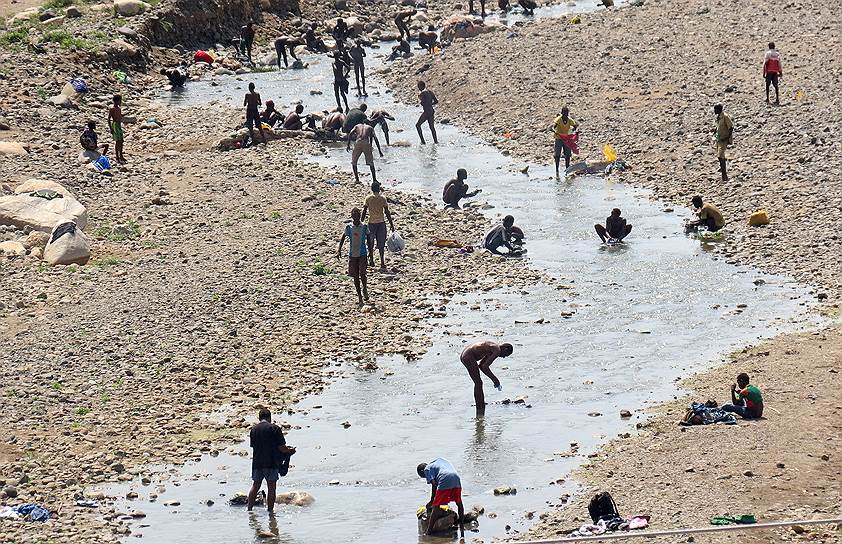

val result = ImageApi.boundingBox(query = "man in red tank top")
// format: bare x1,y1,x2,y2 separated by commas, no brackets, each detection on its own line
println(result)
763,42,782,105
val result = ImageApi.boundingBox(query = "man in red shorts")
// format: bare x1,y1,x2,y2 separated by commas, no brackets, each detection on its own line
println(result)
417,458,465,536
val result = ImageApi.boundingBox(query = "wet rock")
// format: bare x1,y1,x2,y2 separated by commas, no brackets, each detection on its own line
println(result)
276,491,314,506
620,409,632,418
493,486,517,495
163,500,181,506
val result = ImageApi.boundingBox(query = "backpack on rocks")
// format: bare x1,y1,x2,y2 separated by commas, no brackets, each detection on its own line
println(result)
588,492,619,523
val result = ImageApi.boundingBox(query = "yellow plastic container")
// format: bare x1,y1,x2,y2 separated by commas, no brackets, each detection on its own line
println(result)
749,210,770,226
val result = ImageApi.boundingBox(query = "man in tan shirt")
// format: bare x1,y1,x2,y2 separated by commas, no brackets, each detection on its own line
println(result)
361,181,395,271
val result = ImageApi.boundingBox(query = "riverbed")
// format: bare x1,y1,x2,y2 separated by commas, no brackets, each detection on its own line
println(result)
107,35,821,544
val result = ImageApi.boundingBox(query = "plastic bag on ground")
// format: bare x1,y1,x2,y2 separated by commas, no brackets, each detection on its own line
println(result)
387,231,405,253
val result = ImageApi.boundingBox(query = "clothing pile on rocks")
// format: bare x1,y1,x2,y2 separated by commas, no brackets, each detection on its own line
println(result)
679,401,737,426
566,492,650,538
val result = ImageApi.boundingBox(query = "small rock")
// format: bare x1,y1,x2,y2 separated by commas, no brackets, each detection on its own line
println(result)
163,500,180,506
620,409,632,418
2,486,19,498
341,421,351,428
791,525,806,534
743,470,754,477
493,486,516,495
65,6,82,17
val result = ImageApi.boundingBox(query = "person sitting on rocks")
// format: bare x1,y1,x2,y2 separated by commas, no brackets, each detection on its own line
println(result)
275,35,304,69
686,195,725,232
160,65,188,87
595,208,632,243
418,26,439,53
261,100,284,127
367,108,395,145
722,373,763,419
283,104,306,130
80,120,108,158
394,9,416,42
387,40,412,61
484,215,522,256
443,169,481,208
305,23,328,52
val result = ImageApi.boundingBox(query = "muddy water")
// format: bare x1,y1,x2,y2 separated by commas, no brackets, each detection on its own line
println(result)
123,41,820,544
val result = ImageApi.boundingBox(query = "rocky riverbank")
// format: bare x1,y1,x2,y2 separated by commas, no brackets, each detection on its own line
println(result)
0,9,550,541
383,0,842,304
523,325,842,543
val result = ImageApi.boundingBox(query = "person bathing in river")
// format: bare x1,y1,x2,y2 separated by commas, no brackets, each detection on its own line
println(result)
416,80,439,145
388,39,412,61
418,26,439,53
394,8,416,42
417,458,465,537
332,53,351,112
722,373,763,419
323,107,346,135
347,121,383,184
461,340,513,413
552,106,579,175
349,40,368,97
443,169,481,208
367,108,395,145
274,35,304,69
595,208,632,243
686,195,725,233
160,65,187,87
484,215,523,256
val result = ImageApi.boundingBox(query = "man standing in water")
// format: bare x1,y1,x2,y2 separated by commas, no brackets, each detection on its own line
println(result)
552,106,579,174
347,121,384,184
248,408,294,513
461,340,514,414
713,104,733,182
333,53,351,112
243,83,267,145
274,35,304,69
349,40,368,96
416,80,439,145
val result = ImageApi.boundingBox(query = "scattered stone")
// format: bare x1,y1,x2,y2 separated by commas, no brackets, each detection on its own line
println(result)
65,6,82,17
620,409,632,418
493,486,517,495
2,486,19,499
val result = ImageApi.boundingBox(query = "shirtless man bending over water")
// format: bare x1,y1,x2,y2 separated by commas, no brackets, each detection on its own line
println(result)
461,340,513,414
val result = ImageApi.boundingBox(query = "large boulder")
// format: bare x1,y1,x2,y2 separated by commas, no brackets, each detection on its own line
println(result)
0,181,87,232
43,222,90,265
0,142,28,156
14,179,76,198
113,0,150,16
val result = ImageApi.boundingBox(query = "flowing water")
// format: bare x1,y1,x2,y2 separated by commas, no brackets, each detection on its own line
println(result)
116,24,820,544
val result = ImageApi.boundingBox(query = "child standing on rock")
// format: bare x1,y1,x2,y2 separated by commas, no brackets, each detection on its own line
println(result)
337,208,370,306
107,94,126,164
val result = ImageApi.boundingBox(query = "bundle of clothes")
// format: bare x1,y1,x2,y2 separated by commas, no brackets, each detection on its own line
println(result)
0,504,52,522
566,492,650,538
679,401,737,426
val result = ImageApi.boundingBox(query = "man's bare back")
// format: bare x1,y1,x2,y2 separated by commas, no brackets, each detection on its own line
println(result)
460,340,500,366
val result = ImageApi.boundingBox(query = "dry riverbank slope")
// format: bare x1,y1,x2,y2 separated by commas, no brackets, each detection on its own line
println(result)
385,0,842,303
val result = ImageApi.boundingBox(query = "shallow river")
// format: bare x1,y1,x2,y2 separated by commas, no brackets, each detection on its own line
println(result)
110,17,819,544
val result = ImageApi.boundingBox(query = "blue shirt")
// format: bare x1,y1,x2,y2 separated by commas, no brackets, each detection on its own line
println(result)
345,223,369,257
425,458,461,490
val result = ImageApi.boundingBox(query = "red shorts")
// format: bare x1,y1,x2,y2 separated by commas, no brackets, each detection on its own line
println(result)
432,487,462,507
